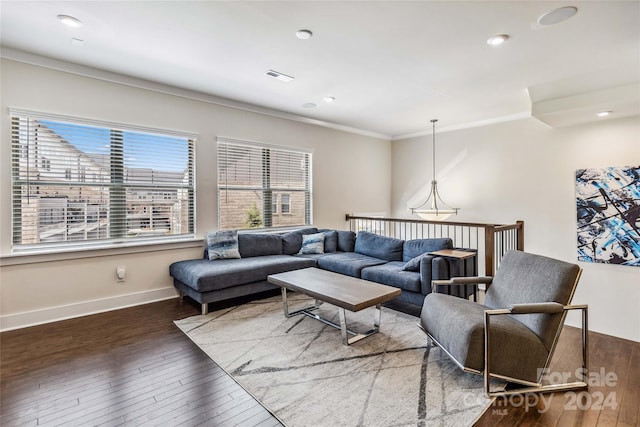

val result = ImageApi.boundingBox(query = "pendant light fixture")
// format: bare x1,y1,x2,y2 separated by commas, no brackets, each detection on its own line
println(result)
410,119,459,221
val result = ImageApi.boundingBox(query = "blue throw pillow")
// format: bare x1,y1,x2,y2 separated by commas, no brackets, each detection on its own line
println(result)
402,253,431,272
299,232,325,254
206,230,241,260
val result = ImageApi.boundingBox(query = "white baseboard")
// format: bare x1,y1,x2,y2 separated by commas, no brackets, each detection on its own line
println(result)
0,287,179,332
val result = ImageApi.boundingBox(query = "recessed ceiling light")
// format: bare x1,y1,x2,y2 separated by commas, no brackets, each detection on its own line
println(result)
296,29,313,40
323,96,336,103
302,103,317,109
486,34,509,46
596,111,612,117
538,6,578,26
266,70,294,82
57,14,83,28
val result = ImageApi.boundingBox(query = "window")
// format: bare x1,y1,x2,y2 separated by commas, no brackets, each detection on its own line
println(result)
10,109,196,251
281,194,291,214
217,138,312,230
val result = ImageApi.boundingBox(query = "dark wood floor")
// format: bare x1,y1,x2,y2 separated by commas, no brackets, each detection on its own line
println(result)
476,325,640,426
2,296,638,426
0,296,284,427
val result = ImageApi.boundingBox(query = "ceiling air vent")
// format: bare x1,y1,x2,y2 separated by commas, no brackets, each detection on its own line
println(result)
266,70,294,82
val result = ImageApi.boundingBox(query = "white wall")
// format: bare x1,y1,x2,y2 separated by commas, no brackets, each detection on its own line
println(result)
392,116,640,342
0,58,391,330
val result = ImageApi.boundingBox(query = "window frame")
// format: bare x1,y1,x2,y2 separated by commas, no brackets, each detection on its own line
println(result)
216,137,312,230
272,193,279,215
281,193,291,214
9,108,198,253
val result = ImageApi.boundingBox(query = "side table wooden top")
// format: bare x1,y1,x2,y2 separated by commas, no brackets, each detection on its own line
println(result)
428,249,477,260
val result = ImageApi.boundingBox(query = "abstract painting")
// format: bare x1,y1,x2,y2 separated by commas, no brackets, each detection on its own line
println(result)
576,165,640,267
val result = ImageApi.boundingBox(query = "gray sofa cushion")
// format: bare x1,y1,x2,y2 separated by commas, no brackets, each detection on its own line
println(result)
281,227,319,255
421,293,549,383
361,261,422,293
354,231,403,262
169,255,315,293
294,253,326,261
403,238,453,262
238,233,283,258
336,230,356,252
317,252,386,278
318,229,338,253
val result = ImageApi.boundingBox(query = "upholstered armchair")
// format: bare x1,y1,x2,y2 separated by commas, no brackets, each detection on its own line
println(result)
419,250,588,397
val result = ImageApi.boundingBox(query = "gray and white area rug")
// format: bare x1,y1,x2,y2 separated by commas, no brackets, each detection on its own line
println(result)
175,294,496,427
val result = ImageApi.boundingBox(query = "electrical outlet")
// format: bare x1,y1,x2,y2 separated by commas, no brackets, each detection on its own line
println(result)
116,266,126,282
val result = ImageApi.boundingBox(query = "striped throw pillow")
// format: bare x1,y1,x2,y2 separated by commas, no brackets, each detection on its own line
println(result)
206,230,241,260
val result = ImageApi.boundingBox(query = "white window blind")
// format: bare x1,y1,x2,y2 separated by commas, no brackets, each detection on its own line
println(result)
10,110,196,251
217,138,312,230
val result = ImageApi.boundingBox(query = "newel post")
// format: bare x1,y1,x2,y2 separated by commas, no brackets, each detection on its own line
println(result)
517,220,525,251
484,225,495,277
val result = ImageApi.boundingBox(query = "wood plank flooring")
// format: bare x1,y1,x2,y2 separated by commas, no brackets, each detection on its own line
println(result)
475,326,640,426
0,296,283,427
2,295,638,426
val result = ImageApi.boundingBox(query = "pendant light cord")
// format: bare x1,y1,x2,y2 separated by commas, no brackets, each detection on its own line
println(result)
431,119,437,182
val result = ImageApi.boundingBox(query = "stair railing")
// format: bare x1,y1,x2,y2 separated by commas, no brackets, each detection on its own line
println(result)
345,214,524,277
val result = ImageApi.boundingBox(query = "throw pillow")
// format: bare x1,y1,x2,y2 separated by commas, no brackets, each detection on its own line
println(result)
402,253,430,272
281,227,318,255
298,232,325,255
206,230,241,260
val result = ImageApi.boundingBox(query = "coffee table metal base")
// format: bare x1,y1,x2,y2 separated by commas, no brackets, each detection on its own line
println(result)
281,287,381,345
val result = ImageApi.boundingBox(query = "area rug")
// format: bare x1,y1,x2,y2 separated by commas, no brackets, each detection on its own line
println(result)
175,294,497,427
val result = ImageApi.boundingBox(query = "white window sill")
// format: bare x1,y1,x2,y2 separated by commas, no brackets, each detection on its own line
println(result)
0,237,204,266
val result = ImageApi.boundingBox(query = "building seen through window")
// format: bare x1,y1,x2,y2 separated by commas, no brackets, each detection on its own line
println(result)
10,111,196,250
217,138,312,230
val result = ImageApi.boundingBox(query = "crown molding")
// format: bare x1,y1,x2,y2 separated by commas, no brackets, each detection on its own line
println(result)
391,111,531,141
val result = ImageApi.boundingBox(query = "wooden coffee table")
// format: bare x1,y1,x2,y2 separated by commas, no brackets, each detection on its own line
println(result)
267,267,401,345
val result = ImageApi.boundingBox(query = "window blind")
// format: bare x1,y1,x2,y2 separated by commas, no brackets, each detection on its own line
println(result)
10,110,196,251
217,138,312,230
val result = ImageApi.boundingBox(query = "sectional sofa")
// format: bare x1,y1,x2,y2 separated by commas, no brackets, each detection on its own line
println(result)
169,227,473,315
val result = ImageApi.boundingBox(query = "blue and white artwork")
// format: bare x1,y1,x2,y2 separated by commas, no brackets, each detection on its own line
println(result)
576,165,640,267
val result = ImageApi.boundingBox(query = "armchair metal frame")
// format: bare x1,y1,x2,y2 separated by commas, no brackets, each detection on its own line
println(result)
426,272,589,398
484,302,588,397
